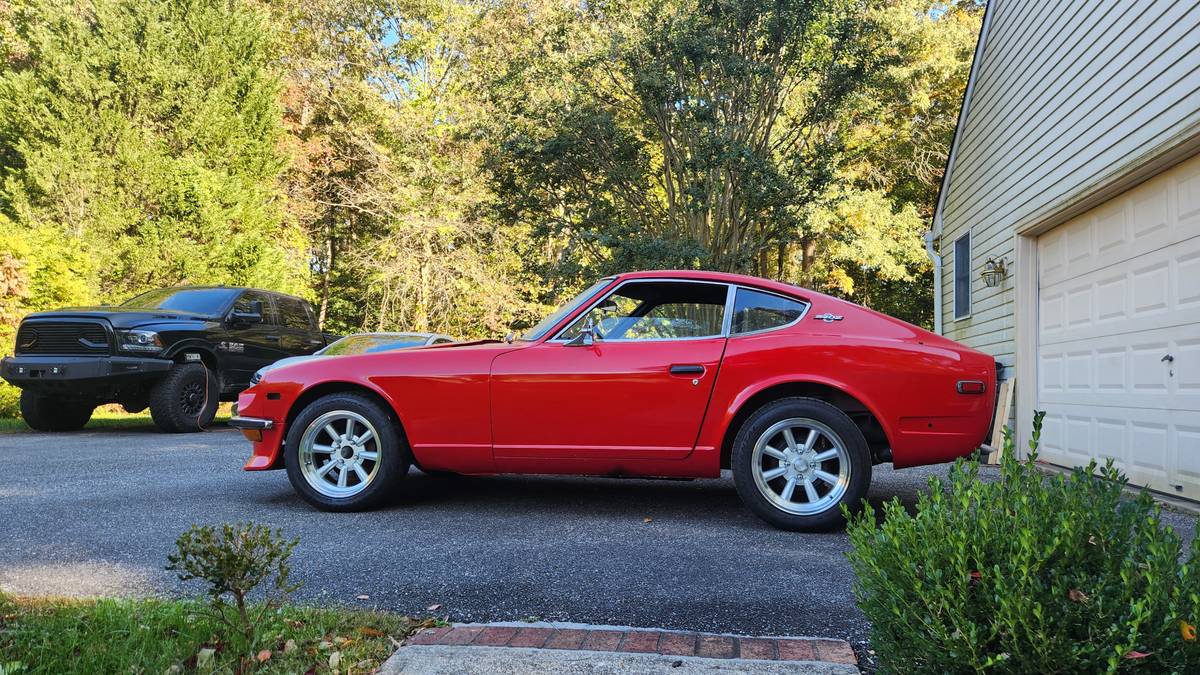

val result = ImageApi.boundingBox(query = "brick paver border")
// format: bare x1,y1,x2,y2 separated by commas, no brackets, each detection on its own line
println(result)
407,624,857,666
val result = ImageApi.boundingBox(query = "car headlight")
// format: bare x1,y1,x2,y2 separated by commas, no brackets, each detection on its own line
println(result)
116,329,163,353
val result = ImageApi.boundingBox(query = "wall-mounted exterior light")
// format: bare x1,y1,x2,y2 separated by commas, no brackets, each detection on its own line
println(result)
980,257,1008,288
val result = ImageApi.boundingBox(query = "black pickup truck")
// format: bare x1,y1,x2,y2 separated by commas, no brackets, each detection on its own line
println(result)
1,286,334,433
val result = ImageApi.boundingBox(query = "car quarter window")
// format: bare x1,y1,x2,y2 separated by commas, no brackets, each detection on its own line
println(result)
558,280,728,341
731,288,807,334
231,290,278,324
276,296,313,330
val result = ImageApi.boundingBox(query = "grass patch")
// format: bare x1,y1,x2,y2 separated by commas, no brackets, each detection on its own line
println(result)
0,405,233,434
0,593,429,673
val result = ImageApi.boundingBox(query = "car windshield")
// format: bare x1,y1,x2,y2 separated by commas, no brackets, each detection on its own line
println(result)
321,334,428,356
120,288,240,315
521,278,614,340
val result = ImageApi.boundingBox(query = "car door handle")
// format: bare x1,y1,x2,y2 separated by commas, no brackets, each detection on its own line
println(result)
669,364,706,375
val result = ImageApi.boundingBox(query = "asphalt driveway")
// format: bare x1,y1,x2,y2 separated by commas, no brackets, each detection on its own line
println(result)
1,425,1195,649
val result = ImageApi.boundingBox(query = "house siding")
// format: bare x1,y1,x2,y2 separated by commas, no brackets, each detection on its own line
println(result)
939,0,1200,380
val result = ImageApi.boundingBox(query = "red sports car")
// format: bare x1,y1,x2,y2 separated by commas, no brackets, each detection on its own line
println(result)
232,270,997,530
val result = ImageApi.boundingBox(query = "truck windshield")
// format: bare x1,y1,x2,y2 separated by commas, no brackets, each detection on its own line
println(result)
120,288,240,315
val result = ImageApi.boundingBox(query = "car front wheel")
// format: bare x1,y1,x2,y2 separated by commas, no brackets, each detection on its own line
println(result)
732,397,871,532
284,393,409,512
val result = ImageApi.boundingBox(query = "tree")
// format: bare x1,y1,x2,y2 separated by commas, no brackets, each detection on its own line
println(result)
0,0,307,307
485,0,980,326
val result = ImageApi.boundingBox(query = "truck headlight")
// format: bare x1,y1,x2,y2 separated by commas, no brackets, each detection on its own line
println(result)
116,329,163,353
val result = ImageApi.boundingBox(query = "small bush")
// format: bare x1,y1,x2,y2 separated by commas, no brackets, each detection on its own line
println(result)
166,522,300,659
0,382,20,419
846,412,1200,673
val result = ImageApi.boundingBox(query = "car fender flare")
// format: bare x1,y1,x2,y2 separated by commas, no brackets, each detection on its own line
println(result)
716,373,896,454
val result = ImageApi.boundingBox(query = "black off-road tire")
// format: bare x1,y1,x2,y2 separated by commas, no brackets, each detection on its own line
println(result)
284,393,410,512
19,390,93,431
148,363,219,433
732,397,872,532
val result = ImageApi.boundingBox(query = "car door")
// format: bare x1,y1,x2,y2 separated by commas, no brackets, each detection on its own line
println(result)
490,279,731,463
223,290,289,387
275,295,325,356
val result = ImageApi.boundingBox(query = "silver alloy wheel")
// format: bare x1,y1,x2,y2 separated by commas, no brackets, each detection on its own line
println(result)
298,410,381,498
751,417,851,516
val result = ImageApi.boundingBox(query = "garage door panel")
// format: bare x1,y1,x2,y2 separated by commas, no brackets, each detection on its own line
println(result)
1039,233,1200,347
1037,153,1200,503
1038,405,1176,495
1038,164,1200,287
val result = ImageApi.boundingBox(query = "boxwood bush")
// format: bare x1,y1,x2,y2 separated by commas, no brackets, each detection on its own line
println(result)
846,412,1200,673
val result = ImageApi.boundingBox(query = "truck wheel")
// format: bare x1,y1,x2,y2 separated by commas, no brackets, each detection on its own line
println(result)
148,363,219,433
732,397,872,532
285,393,409,512
20,391,93,431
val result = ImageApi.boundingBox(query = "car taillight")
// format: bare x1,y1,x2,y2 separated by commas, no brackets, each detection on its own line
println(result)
956,380,986,395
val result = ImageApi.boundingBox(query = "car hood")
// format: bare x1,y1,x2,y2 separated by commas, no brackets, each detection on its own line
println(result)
24,307,215,329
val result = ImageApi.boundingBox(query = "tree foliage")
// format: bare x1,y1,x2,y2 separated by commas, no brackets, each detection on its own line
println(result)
0,0,981,354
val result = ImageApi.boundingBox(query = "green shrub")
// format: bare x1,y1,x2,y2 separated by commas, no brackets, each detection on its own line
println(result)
846,412,1200,673
166,522,300,660
0,381,19,419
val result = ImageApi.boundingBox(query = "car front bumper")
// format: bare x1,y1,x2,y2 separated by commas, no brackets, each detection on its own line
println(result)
1,354,173,392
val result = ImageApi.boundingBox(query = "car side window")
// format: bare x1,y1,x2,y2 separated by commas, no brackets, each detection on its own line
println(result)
731,288,806,334
559,281,728,341
277,297,312,330
231,291,277,325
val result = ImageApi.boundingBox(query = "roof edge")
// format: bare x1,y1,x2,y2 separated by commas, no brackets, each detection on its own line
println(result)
930,0,997,240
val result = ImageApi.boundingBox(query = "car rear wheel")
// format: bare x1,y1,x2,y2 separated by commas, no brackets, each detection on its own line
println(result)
19,391,93,431
148,363,219,433
732,397,871,531
284,393,409,512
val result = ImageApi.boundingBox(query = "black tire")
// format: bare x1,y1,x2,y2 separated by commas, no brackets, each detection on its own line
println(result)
732,397,872,532
148,363,219,433
19,390,93,431
284,393,409,512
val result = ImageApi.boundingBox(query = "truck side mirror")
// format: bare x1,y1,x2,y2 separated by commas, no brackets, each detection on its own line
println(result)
230,300,263,326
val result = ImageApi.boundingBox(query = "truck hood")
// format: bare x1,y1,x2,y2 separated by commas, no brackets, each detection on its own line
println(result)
24,307,214,329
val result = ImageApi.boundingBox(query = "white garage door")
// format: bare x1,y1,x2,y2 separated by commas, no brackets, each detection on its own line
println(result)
1037,153,1200,502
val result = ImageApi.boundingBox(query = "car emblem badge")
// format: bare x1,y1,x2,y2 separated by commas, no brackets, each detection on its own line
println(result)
813,313,843,323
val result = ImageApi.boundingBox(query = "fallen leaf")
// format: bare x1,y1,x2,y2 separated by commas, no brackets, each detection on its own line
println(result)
283,639,297,654
195,648,215,670
1123,650,1151,660
427,603,443,611
969,570,981,582
358,626,387,638
1182,620,1197,642
333,636,347,645
356,594,370,600
303,668,316,675
256,650,271,663
1068,589,1089,603
329,651,342,669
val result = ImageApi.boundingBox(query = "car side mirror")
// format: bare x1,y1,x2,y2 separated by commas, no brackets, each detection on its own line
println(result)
230,300,263,326
565,318,600,347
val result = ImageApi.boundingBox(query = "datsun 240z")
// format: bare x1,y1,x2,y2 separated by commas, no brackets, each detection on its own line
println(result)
231,270,998,531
